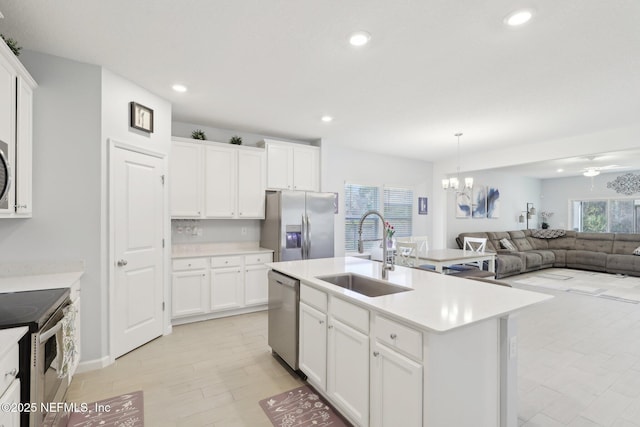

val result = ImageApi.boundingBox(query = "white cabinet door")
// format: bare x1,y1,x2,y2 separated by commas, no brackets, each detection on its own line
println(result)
237,149,266,218
0,53,15,216
15,76,32,216
0,379,20,427
292,146,319,191
327,319,369,426
210,267,243,311
172,270,209,317
204,144,236,218
265,143,292,190
299,302,327,390
370,342,423,427
170,141,202,217
244,264,268,306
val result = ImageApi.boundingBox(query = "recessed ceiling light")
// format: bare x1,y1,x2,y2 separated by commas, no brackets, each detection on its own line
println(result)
504,9,534,27
349,31,371,47
321,115,333,123
556,168,564,173
172,84,187,93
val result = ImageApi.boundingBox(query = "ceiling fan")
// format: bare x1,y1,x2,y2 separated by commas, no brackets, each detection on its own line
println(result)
582,164,624,177
581,156,624,177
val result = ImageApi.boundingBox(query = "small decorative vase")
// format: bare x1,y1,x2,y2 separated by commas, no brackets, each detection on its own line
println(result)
387,238,394,249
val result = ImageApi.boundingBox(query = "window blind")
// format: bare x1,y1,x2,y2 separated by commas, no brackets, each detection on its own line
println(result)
344,183,414,252
384,186,414,238
344,183,381,252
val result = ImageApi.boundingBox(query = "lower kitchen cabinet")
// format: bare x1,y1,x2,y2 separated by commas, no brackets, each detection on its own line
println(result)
0,327,27,427
299,301,327,389
370,341,423,427
0,379,20,427
171,251,272,324
172,269,209,317
210,266,243,311
327,318,369,426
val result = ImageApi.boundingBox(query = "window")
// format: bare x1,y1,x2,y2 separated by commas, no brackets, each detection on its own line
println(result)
571,199,640,233
344,183,413,252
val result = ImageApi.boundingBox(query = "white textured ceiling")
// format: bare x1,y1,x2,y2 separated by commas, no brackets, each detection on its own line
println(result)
0,0,639,165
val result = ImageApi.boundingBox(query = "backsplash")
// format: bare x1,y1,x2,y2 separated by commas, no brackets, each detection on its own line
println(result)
171,219,261,244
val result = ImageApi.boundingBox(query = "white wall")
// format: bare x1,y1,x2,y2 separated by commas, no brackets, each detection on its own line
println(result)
101,69,172,358
444,171,542,247
0,51,104,359
541,169,640,230
320,141,433,256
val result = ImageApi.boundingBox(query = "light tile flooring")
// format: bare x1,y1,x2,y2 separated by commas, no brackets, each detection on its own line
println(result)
67,313,303,426
68,269,640,427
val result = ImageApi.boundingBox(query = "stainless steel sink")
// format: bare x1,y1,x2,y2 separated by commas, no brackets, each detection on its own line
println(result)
316,273,413,297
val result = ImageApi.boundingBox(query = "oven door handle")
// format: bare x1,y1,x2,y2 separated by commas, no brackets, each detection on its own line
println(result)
39,320,63,344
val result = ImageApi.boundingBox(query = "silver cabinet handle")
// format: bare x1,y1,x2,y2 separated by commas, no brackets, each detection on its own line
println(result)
373,351,379,357
390,333,397,340
319,320,324,324
117,259,128,267
328,325,333,329
5,368,17,378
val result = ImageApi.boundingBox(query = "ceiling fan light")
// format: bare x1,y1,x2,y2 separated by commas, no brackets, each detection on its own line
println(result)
584,169,600,177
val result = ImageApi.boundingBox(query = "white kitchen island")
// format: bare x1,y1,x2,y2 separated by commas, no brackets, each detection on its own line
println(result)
266,256,552,427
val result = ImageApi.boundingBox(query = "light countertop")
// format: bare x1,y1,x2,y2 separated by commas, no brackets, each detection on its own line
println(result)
172,242,273,258
266,257,552,334
0,271,83,293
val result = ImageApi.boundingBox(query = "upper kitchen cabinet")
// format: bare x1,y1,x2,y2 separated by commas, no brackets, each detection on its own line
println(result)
257,139,319,192
170,137,266,219
0,40,37,218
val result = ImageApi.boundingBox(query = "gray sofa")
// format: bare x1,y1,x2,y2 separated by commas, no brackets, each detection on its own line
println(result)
456,230,640,279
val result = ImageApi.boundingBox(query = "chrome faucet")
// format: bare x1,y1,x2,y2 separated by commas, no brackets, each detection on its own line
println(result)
358,210,395,279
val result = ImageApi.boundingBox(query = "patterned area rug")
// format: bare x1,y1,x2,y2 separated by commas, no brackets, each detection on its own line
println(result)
259,385,351,427
67,390,144,427
508,268,640,303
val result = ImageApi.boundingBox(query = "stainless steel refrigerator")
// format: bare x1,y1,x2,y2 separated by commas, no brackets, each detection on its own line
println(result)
261,190,335,261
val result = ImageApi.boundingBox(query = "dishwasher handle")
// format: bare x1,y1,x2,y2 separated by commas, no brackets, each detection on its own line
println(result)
268,270,299,289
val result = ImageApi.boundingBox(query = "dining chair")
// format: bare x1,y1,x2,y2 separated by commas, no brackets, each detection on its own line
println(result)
395,241,419,267
462,236,488,269
410,236,429,258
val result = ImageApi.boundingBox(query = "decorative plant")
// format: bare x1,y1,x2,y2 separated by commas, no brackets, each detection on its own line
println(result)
191,129,206,140
385,221,395,239
1,34,21,56
229,135,243,145
539,211,554,229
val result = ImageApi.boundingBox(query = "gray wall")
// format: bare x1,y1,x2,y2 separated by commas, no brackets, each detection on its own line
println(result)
541,169,640,230
444,171,542,247
0,51,103,359
320,141,434,256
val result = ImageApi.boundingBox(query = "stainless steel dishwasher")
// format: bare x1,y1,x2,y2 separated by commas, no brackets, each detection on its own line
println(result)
267,270,300,372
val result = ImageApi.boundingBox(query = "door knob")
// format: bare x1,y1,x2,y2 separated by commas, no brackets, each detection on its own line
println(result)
117,259,128,267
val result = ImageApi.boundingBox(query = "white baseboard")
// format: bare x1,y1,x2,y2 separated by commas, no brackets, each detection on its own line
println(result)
75,355,111,374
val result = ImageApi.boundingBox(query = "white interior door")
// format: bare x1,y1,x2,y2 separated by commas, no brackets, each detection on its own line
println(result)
112,143,165,358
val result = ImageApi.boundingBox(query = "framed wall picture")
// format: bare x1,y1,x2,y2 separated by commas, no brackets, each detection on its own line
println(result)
130,102,154,133
418,197,428,215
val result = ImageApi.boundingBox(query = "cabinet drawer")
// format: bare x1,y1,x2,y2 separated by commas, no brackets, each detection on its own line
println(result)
301,283,327,312
0,344,18,397
173,258,208,271
245,253,273,265
375,315,422,360
211,256,242,268
330,297,369,334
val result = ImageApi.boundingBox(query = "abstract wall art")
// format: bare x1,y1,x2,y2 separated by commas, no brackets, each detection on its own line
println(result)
455,191,471,218
487,186,500,218
472,185,487,218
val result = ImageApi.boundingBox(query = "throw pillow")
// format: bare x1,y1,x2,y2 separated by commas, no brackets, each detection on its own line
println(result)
500,238,516,251
634,246,640,256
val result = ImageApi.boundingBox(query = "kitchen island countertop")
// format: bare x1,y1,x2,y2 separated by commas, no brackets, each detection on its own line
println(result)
266,256,552,333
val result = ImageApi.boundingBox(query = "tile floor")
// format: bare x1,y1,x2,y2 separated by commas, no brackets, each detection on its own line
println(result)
67,269,640,427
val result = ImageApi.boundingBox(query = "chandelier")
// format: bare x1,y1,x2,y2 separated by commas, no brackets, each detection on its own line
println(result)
442,133,473,191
